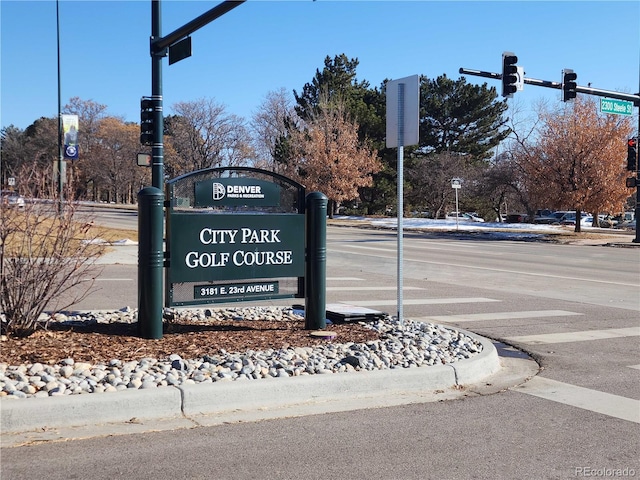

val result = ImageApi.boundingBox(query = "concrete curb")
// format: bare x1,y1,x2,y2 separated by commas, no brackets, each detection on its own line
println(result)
0,386,183,434
1,330,499,435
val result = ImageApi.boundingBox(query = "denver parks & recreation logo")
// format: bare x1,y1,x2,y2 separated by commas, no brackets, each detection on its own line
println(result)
212,182,226,200
195,178,280,208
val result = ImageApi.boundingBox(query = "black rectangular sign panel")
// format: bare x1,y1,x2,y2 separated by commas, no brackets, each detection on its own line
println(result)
168,213,304,284
194,281,279,300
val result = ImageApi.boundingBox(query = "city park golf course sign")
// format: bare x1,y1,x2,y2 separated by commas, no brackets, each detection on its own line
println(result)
165,167,307,307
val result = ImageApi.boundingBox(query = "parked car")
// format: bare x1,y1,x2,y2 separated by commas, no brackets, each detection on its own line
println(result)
559,212,590,226
463,212,485,222
533,209,556,223
549,211,572,223
505,213,528,223
533,213,559,224
616,219,636,230
445,212,485,222
1,190,25,208
587,214,617,228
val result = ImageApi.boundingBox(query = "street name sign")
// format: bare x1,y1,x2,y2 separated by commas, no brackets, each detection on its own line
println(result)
600,98,633,116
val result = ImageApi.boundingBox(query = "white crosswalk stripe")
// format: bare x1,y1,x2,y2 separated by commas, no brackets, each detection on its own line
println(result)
515,377,640,424
414,310,582,323
506,326,640,344
343,298,500,307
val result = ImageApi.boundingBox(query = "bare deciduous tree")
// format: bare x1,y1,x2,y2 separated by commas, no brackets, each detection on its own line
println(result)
251,88,298,172
1,178,106,336
92,117,146,203
285,96,381,216
406,152,479,219
170,98,255,172
516,97,633,231
63,97,109,200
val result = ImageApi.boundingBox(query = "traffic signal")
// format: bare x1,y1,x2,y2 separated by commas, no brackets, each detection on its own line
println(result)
627,138,638,171
561,69,577,102
626,177,637,188
501,52,518,98
140,97,160,146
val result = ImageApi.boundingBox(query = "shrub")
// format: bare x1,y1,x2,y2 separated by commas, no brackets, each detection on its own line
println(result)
0,199,106,336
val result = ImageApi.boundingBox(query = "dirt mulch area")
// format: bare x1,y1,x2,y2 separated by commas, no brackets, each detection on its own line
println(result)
0,318,381,366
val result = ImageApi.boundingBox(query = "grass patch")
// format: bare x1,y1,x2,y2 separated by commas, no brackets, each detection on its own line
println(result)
1,208,136,257
91,225,138,242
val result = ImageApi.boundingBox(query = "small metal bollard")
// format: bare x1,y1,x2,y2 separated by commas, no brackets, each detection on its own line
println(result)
305,191,327,330
137,186,164,339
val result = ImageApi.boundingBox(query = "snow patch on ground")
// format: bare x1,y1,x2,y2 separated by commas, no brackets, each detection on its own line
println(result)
335,215,564,240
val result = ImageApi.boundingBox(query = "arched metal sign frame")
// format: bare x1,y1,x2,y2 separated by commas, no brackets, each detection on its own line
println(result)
165,167,306,307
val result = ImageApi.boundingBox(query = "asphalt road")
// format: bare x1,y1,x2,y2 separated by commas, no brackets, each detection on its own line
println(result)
3,218,639,479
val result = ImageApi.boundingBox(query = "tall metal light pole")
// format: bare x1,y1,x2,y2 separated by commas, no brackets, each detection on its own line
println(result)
150,0,164,190
56,0,63,213
634,65,640,243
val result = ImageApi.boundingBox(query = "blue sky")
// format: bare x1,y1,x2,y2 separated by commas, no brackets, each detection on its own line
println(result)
1,0,639,131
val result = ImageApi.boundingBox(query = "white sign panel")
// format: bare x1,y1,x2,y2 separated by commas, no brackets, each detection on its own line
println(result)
386,75,420,148
515,66,525,91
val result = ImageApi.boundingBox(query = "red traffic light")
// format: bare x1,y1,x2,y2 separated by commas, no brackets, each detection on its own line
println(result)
628,138,638,171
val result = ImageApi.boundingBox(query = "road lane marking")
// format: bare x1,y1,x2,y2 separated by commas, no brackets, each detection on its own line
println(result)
506,326,640,344
327,286,423,291
414,310,582,323
515,376,640,424
331,247,640,287
327,277,365,281
628,365,640,370
88,277,367,283
343,298,500,307
85,278,134,282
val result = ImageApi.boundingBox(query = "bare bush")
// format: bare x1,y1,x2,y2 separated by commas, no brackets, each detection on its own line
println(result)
0,198,106,337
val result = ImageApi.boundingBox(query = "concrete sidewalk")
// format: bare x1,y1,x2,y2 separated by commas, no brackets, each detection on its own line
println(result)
1,332,539,447
96,241,138,265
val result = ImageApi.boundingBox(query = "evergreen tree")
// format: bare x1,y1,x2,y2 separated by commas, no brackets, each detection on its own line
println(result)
293,54,389,214
419,74,510,162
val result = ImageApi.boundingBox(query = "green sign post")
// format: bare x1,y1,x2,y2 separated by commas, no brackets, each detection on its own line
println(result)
600,98,634,116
